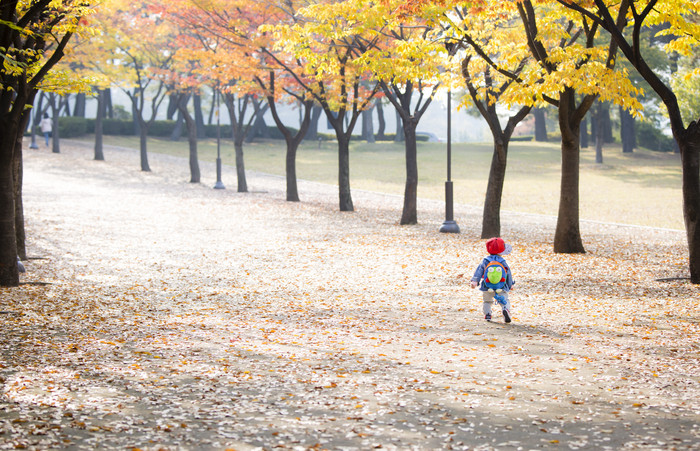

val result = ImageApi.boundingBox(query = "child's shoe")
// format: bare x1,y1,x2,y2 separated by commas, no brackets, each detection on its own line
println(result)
485,312,492,322
502,308,511,323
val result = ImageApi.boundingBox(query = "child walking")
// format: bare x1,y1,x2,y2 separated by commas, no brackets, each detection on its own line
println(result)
470,237,514,323
40,113,52,147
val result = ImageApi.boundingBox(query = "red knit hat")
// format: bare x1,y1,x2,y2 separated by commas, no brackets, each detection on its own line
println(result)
486,237,511,255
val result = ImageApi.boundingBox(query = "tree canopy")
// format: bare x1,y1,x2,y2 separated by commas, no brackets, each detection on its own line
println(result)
2,0,700,285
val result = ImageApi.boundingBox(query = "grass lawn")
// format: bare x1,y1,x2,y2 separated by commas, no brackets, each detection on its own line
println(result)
79,134,685,230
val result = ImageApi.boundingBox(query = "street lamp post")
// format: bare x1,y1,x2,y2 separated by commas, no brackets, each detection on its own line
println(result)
439,88,460,233
214,89,226,190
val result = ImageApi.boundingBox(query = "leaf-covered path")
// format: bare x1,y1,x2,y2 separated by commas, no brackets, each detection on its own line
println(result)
2,141,699,450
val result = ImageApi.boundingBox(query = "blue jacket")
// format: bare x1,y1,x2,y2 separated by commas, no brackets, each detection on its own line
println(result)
471,255,514,292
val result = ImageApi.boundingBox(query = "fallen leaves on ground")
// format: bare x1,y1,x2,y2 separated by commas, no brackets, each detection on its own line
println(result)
1,141,698,450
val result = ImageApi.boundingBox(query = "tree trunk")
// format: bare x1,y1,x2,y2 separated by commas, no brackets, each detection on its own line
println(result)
167,94,178,120
481,139,508,239
139,122,151,172
62,94,71,116
400,119,418,225
337,133,353,211
0,159,18,287
376,100,386,140
223,93,251,193
361,106,375,143
247,113,268,143
554,89,587,254
178,94,200,183
105,88,114,119
234,140,247,193
94,88,105,161
304,105,322,142
285,143,299,202
187,124,200,183
0,114,18,285
679,124,700,283
49,94,60,153
394,109,404,142
1,87,36,286
316,77,375,212
51,112,60,153
132,95,141,136
207,92,216,126
13,111,29,261
620,106,635,153
595,101,604,164
603,102,613,143
534,108,548,141
170,111,184,141
194,94,206,139
29,92,44,150
266,75,313,202
73,93,86,117
580,114,589,149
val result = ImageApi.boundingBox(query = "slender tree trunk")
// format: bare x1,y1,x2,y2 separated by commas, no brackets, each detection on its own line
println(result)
223,93,251,193
376,100,386,140
186,124,200,183
94,88,105,161
194,94,206,139
61,94,70,117
338,133,353,211
178,94,200,183
595,101,604,164
167,94,178,120
132,97,140,136
283,102,314,201
139,122,151,172
534,108,548,141
265,76,313,202
554,90,587,254
29,92,44,150
400,120,418,225
304,105,322,142
394,109,404,142
234,140,247,193
580,114,589,149
49,95,60,154
207,92,216,126
620,106,635,153
603,102,613,143
361,106,375,143
62,94,71,117
170,111,184,141
482,139,509,239
247,113,268,143
285,143,299,202
51,113,60,153
105,88,114,119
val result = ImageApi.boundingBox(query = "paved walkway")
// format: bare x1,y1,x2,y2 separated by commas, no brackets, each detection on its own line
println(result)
1,140,698,450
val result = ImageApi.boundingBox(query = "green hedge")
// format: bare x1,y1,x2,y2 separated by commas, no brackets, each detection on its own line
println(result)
636,121,676,152
86,118,133,136
39,117,473,144
57,116,88,138
78,119,291,139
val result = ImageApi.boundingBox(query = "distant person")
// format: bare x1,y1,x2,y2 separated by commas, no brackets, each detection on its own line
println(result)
40,113,52,147
470,237,515,323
